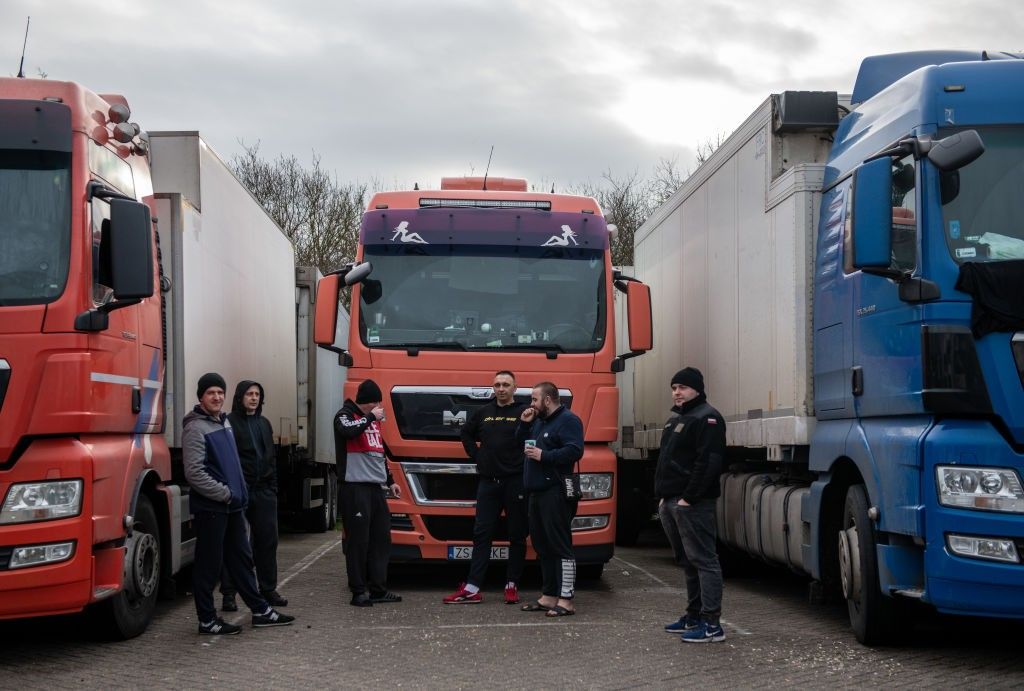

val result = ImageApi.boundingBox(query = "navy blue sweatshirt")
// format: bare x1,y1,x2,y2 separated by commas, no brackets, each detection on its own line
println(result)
516,405,584,492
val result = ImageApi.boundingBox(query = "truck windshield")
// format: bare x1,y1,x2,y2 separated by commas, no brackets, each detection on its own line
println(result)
360,244,607,352
940,127,1024,263
0,149,72,305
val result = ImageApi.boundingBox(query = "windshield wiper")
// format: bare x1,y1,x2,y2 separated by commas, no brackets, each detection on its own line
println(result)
378,341,468,354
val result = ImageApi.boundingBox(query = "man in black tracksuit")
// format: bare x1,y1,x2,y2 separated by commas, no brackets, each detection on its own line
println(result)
334,379,403,607
656,367,728,643
443,371,528,605
220,380,287,612
517,381,584,618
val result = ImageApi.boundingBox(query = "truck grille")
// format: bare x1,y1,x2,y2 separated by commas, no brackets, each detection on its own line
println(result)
0,359,10,415
399,461,478,507
424,515,510,542
390,386,570,441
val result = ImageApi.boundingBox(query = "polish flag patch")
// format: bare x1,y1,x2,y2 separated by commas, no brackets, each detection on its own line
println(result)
707,418,718,425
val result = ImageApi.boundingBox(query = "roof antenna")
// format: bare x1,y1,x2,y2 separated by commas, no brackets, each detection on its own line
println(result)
16,16,30,79
550,183,555,194
481,145,494,190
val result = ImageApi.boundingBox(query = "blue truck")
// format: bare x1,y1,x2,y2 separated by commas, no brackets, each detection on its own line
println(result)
619,50,1024,644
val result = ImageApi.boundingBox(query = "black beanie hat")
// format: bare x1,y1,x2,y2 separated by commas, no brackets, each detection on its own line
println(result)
197,372,227,399
355,379,383,404
671,367,704,393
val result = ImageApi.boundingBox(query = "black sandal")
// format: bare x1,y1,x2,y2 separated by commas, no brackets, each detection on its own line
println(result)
520,602,551,612
545,605,575,617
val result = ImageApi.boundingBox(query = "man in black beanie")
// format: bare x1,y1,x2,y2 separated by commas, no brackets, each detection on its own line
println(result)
334,379,402,606
655,366,728,643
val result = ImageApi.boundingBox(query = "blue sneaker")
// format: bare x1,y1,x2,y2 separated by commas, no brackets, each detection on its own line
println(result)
664,614,701,633
681,620,726,643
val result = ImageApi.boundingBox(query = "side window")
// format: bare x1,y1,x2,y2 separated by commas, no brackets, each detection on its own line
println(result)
890,155,917,272
91,196,114,306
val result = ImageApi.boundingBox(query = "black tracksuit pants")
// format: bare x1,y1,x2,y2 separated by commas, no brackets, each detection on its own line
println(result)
192,509,268,623
340,482,391,596
529,485,577,599
220,485,279,597
467,474,528,587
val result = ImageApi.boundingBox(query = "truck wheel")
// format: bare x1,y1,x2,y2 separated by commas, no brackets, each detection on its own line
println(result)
838,484,900,645
95,494,161,639
577,563,604,581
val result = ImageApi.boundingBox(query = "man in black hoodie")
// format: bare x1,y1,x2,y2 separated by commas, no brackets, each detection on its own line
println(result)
443,371,528,605
656,367,727,643
219,380,287,612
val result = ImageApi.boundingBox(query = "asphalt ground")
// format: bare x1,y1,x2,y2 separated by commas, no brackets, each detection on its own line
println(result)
1,524,1023,689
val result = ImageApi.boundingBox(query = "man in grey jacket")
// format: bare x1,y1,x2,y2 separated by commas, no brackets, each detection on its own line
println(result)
184,372,294,635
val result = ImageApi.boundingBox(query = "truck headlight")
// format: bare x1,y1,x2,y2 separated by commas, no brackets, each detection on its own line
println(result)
579,473,612,500
571,515,610,531
9,541,76,569
947,534,1020,563
936,466,1024,513
0,480,83,524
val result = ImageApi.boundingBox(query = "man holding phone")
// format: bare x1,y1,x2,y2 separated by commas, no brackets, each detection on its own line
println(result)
444,371,528,605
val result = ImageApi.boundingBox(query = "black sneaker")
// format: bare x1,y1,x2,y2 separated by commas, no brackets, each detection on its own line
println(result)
369,591,402,604
252,608,295,628
198,618,241,635
350,593,373,607
262,590,288,607
221,594,238,612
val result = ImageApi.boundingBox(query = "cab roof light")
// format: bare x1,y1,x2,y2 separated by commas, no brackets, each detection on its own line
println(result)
419,198,552,210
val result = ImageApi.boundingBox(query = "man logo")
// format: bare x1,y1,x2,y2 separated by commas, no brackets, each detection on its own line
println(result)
443,410,467,427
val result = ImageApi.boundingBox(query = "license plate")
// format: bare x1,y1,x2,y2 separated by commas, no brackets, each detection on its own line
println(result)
447,545,509,560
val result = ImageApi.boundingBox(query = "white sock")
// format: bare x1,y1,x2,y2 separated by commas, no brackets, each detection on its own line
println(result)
464,583,480,594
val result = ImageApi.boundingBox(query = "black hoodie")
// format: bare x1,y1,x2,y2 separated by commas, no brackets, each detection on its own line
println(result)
653,393,726,503
227,380,278,492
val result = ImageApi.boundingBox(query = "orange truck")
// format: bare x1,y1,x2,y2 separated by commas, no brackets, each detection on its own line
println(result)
314,177,652,578
0,79,342,637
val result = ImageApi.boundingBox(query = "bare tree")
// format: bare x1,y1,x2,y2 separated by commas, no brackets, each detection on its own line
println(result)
694,132,728,167
231,143,368,293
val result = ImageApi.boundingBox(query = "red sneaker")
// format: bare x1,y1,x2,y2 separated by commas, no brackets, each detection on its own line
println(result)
443,584,482,604
504,583,520,605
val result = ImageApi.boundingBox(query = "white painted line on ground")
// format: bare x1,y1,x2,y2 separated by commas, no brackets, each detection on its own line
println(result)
278,536,343,588
612,555,753,636
203,536,343,646
611,556,677,590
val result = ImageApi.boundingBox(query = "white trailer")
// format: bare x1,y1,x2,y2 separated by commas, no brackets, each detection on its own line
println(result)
149,132,344,533
619,92,846,568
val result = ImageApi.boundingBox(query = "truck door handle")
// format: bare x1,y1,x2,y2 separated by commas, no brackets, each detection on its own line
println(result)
132,386,142,414
851,366,864,397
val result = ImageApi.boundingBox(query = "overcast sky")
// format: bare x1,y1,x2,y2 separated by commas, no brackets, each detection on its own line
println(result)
3,0,1022,190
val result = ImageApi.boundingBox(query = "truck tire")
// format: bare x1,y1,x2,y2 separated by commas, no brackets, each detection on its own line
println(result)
94,494,161,639
839,484,901,645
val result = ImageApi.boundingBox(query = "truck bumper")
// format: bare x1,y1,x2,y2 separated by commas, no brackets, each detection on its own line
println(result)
0,439,95,619
922,420,1024,619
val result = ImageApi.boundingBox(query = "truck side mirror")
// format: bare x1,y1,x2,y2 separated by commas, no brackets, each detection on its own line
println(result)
627,282,653,352
314,274,341,346
612,280,652,373
109,198,154,300
851,157,893,270
344,261,373,286
926,129,984,172
314,274,353,367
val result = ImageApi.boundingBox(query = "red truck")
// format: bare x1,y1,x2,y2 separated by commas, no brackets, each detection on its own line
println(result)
0,79,341,637
314,176,652,577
